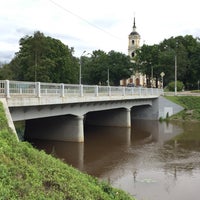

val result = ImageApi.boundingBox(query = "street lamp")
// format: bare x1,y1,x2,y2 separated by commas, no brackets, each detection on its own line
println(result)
151,65,153,88
79,50,86,85
107,67,110,86
164,44,178,95
174,54,177,95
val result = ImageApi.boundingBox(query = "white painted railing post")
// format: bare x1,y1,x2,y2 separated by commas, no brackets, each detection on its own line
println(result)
95,85,98,96
122,87,125,96
131,87,134,95
5,80,10,98
36,82,41,97
79,84,83,97
145,88,148,95
60,83,65,97
108,86,111,96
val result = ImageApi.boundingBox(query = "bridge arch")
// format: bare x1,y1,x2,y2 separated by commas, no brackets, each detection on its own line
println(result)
85,107,131,127
24,114,84,142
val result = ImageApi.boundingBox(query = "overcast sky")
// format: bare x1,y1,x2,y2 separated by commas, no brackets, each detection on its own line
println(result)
0,0,199,62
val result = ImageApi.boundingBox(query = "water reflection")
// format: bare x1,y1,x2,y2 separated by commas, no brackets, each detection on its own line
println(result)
31,120,200,200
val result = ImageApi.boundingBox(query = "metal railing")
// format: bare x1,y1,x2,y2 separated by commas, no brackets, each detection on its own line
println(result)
0,80,163,98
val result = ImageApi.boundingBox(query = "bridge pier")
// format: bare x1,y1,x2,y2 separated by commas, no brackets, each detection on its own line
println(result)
85,108,131,127
24,115,84,142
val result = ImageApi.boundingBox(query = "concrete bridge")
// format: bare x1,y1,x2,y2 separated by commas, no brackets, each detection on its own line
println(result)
0,80,167,142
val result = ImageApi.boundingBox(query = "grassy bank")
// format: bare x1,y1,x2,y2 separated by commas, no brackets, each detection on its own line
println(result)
165,96,200,121
0,102,134,200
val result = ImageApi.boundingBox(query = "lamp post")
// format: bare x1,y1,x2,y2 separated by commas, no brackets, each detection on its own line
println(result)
174,55,177,95
164,44,178,95
107,67,110,86
151,65,153,88
79,50,86,85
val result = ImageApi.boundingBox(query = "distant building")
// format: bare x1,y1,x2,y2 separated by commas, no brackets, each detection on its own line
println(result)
128,17,140,59
120,17,147,87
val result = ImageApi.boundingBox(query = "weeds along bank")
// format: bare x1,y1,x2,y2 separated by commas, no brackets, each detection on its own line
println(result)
0,102,134,200
165,96,200,121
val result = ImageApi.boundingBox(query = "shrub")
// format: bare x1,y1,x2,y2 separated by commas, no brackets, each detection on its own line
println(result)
167,81,184,92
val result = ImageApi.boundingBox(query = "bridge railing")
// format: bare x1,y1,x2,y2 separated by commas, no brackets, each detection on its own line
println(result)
0,80,163,98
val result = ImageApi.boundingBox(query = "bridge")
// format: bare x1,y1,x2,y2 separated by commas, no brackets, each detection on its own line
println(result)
0,80,165,142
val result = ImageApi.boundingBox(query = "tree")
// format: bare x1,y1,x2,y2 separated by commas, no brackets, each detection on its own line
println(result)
135,44,161,87
82,50,132,85
3,31,79,83
136,35,200,89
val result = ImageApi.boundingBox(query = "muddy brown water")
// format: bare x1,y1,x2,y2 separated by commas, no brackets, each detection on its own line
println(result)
31,120,200,200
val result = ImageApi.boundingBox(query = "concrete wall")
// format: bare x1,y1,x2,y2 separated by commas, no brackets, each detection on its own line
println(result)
158,96,184,119
131,96,184,120
0,98,18,141
24,115,84,142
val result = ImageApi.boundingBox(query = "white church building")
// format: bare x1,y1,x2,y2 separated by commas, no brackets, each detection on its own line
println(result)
120,17,147,87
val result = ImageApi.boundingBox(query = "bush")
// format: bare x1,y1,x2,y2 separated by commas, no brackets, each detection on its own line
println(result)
167,81,184,92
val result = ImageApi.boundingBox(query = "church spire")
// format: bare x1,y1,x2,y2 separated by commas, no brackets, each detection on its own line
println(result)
133,17,136,32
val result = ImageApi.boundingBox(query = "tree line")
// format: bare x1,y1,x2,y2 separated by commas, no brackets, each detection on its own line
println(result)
135,35,200,90
0,31,199,90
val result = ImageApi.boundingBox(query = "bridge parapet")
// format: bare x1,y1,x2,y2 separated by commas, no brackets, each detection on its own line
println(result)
0,80,163,107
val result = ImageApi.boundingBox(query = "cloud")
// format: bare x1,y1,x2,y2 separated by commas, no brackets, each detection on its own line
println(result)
0,50,15,63
0,0,199,62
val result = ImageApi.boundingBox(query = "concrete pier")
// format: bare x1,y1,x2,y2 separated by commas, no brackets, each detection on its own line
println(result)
24,115,84,142
85,108,131,127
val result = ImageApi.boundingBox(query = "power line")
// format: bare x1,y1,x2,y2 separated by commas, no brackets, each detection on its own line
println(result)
48,0,122,40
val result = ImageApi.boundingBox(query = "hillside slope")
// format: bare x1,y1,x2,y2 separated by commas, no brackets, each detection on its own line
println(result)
0,102,134,200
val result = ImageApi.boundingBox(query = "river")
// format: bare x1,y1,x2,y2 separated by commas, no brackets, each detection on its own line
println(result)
31,120,200,200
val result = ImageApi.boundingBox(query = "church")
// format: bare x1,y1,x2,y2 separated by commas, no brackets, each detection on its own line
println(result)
120,17,147,87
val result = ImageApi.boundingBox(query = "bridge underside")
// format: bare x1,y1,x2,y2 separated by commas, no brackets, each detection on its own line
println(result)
85,108,131,127
24,107,132,142
24,115,84,142
24,100,159,142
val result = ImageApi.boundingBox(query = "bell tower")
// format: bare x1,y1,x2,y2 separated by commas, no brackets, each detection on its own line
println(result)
128,17,140,59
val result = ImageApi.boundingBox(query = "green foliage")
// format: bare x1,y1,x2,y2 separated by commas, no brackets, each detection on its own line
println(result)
165,96,200,121
1,33,199,89
0,31,79,83
0,103,134,200
81,50,132,85
136,35,200,90
167,81,184,91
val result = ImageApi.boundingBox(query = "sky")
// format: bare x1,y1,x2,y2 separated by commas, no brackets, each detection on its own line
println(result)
0,0,199,62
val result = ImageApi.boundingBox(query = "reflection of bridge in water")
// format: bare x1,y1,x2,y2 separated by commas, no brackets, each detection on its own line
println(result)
32,121,183,177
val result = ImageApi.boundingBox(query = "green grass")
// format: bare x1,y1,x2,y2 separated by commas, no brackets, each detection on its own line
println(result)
165,96,200,121
0,102,134,200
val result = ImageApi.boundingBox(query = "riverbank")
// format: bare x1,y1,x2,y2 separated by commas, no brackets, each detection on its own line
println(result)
0,102,134,200
165,95,200,121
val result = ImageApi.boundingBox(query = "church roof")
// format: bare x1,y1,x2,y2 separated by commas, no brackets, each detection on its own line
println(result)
130,31,140,36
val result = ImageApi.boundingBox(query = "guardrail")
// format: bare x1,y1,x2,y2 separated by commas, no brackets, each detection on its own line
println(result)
0,80,163,98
